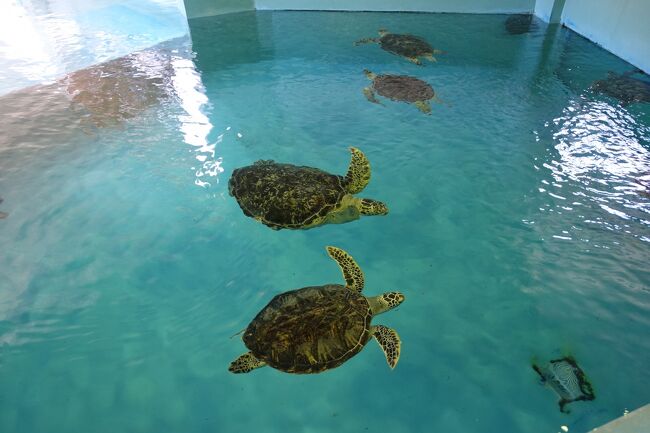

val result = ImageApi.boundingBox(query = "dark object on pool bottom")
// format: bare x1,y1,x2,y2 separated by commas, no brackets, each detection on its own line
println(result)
363,70,440,114
591,70,650,106
354,29,443,65
228,147,388,230
229,246,404,374
532,356,595,413
505,14,536,35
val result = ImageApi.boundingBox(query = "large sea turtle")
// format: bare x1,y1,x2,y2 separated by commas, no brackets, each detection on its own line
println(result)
532,356,595,413
504,14,537,35
355,29,443,65
591,69,650,106
228,147,388,230
228,246,405,374
363,69,439,114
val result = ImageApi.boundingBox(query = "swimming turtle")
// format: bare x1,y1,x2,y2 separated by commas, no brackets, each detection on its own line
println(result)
0,198,6,220
532,356,595,413
363,69,439,114
591,69,650,106
228,147,388,230
228,246,405,374
355,29,443,65
504,14,536,35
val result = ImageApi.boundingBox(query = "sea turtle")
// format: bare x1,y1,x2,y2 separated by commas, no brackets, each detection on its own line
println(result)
504,14,536,35
532,356,595,413
355,29,443,65
0,197,7,220
228,147,388,230
228,246,405,374
363,69,439,114
591,69,650,106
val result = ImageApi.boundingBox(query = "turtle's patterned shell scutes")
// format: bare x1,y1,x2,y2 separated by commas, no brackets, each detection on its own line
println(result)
544,358,594,401
228,161,348,229
243,285,373,373
592,74,650,105
372,75,435,103
380,33,433,58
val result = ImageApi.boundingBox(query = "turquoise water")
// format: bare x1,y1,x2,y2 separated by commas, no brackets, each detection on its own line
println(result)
1,11,650,433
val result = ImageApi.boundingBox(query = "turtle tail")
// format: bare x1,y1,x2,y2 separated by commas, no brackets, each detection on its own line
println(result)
344,147,371,194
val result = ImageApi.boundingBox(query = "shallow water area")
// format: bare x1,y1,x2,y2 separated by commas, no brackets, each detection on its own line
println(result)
1,11,649,433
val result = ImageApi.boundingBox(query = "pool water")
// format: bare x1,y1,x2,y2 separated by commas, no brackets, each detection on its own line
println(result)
1,10,650,433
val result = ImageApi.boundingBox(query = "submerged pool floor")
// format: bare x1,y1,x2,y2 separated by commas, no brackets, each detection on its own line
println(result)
0,10,649,433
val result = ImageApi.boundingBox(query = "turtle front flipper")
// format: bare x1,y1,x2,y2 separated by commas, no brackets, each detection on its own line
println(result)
406,56,423,66
424,53,437,62
363,86,382,105
228,352,266,374
372,325,401,369
415,100,432,114
344,147,371,194
359,198,388,215
326,246,365,292
354,37,378,46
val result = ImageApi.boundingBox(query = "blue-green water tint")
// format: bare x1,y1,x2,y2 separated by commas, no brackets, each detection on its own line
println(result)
1,11,650,433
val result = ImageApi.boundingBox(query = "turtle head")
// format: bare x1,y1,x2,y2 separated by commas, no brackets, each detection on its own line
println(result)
359,198,388,216
378,28,389,37
363,69,376,80
369,291,405,315
324,196,387,225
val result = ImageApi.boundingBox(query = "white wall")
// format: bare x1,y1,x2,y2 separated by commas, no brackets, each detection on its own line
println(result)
560,0,650,73
534,0,555,21
185,0,254,18
254,0,534,13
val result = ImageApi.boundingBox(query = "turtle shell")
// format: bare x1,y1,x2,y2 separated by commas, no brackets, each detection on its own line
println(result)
228,161,348,229
379,33,433,58
592,73,650,105
243,285,373,373
372,74,435,103
505,14,535,35
533,357,595,413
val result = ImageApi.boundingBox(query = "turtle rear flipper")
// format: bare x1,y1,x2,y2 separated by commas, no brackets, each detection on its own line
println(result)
415,100,432,114
559,399,570,414
372,325,401,369
344,147,371,194
363,86,382,105
229,352,266,374
406,56,423,66
326,246,365,292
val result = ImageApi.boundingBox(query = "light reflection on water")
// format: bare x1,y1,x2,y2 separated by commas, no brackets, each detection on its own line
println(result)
0,0,188,95
537,98,650,245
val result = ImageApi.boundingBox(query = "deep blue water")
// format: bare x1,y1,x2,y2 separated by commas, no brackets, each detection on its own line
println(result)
1,11,649,433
